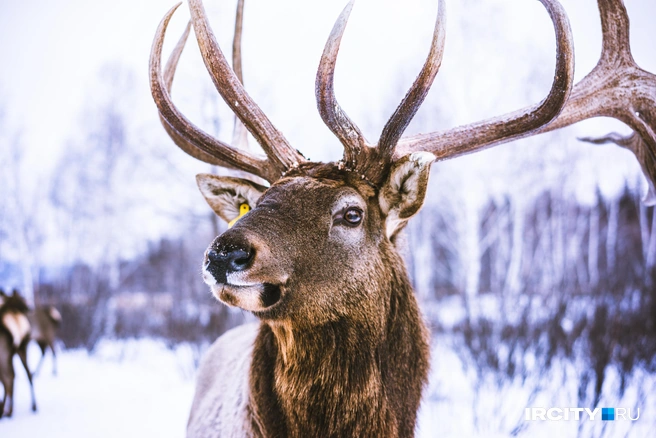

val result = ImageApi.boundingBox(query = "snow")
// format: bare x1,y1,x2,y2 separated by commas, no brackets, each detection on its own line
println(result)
2,334,654,437
418,337,656,438
0,340,195,437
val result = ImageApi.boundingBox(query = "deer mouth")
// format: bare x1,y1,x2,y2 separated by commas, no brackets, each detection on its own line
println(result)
213,282,283,313
201,255,285,313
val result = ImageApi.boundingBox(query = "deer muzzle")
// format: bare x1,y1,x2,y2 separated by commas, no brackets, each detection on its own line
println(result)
202,233,283,313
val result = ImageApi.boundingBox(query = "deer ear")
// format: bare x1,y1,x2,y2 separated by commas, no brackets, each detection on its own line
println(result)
196,174,267,224
379,152,435,239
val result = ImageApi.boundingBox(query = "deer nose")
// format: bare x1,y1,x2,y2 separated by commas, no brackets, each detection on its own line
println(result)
208,247,254,272
205,243,255,284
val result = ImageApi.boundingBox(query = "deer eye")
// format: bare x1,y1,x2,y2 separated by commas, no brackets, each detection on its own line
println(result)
343,207,363,226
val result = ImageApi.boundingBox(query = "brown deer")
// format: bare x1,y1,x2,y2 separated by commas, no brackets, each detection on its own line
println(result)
29,305,62,377
0,289,37,418
149,0,655,436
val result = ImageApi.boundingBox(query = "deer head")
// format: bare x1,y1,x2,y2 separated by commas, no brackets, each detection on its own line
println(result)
0,290,29,315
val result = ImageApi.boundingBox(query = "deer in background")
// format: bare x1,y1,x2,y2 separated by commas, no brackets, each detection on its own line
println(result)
29,305,62,377
150,0,655,435
0,289,37,418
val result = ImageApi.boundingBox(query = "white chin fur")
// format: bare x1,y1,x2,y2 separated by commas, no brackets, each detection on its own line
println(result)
226,272,259,287
203,269,268,312
202,268,217,286
201,267,256,288
212,284,264,312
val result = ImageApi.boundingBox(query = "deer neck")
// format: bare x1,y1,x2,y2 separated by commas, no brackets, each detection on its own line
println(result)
248,265,430,437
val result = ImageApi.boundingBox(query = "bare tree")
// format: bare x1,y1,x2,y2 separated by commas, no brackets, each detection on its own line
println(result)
0,108,47,305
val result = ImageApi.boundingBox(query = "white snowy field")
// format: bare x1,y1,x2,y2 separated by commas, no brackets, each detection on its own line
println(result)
0,340,195,437
1,334,654,437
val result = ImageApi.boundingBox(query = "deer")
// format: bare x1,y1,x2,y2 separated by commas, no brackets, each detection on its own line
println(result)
0,289,37,418
149,0,655,436
29,305,62,377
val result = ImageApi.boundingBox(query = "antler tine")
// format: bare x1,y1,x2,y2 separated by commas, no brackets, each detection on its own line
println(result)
581,132,656,205
378,0,446,160
396,0,574,161
150,3,274,180
316,0,369,168
188,0,306,175
163,20,192,92
161,20,233,168
597,0,632,64
231,0,245,85
231,0,249,150
579,131,639,149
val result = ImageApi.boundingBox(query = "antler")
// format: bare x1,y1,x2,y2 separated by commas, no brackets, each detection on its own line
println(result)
317,0,447,185
397,0,656,201
152,0,654,199
150,1,306,183
317,0,574,186
316,1,371,169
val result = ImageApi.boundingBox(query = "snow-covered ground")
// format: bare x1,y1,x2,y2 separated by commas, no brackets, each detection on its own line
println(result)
0,340,195,437
1,335,654,437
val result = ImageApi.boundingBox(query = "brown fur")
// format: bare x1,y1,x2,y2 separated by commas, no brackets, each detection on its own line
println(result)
0,290,37,418
29,305,61,376
250,267,428,437
197,162,432,436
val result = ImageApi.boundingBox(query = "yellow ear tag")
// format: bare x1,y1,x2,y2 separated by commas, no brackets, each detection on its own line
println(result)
228,203,250,228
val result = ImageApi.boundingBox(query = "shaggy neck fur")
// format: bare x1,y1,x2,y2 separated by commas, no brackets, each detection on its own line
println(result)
248,257,429,437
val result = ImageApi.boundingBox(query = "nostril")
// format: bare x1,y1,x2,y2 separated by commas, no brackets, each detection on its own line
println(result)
229,248,254,271
208,245,254,269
